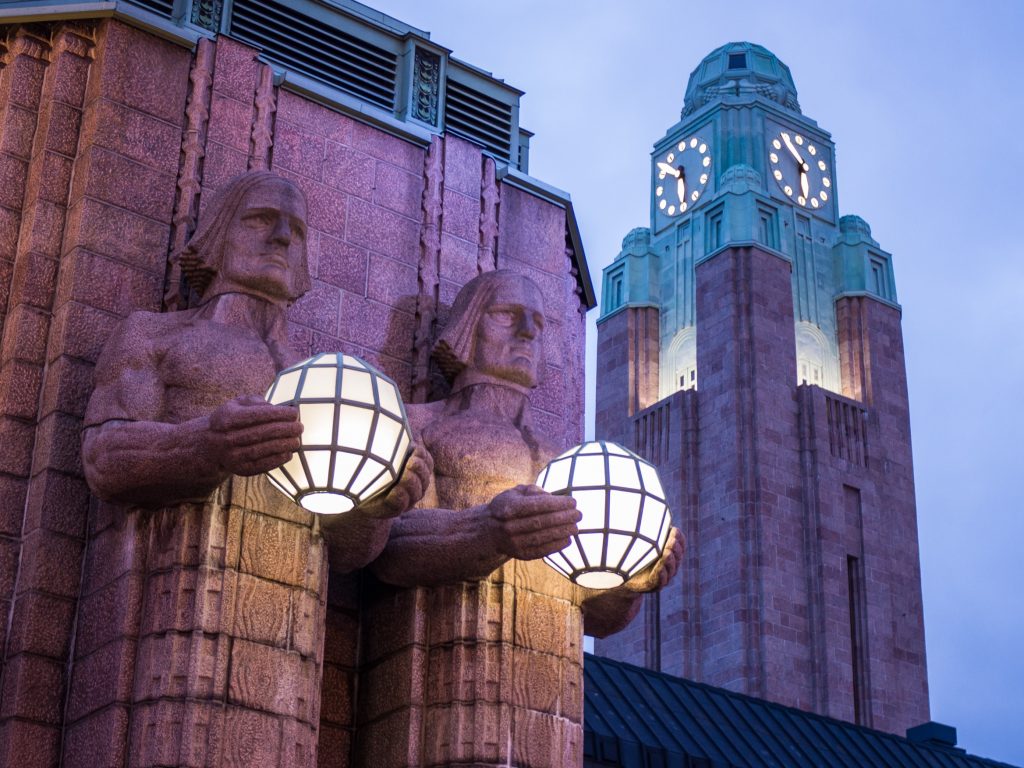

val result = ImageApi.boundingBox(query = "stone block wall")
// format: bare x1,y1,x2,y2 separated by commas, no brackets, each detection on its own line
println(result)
594,245,930,735
0,19,587,768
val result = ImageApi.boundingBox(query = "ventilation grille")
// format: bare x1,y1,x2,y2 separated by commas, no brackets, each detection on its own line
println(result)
127,0,175,17
444,78,513,162
229,0,398,112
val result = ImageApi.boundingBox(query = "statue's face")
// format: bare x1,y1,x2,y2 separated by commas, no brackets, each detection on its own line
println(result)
218,179,307,301
471,277,545,388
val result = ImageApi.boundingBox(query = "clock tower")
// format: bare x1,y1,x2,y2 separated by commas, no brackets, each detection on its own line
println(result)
594,42,929,735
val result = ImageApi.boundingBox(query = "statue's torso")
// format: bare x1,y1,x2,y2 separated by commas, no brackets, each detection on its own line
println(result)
150,313,280,423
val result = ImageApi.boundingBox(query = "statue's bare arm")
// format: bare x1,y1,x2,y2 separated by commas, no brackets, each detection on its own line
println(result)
82,314,302,507
580,527,685,638
370,483,581,588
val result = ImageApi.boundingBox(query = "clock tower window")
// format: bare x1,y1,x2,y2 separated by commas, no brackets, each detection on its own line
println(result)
728,52,747,69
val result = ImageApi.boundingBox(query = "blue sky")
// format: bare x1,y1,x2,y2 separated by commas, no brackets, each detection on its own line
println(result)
370,1,1024,763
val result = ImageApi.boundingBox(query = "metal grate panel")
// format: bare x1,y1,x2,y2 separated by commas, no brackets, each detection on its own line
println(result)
125,0,175,18
444,78,514,162
229,0,398,112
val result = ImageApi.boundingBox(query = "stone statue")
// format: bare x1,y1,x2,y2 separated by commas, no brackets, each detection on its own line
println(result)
79,171,430,765
82,170,430,564
359,270,683,768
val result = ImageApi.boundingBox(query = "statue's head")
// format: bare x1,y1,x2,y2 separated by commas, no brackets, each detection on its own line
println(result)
179,171,312,304
434,269,546,389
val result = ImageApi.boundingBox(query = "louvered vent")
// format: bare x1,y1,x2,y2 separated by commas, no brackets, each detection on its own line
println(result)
229,0,398,112
126,0,175,18
444,79,514,163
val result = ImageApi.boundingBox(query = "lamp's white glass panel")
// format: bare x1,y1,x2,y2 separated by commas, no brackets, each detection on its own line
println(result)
605,442,628,456
540,458,571,492
572,455,606,488
299,403,336,446
578,442,603,455
266,468,294,495
633,546,659,574
638,461,664,497
394,431,411,466
577,571,624,589
280,452,309,491
607,456,640,489
621,539,649,574
657,517,671,548
303,450,331,486
577,533,606,567
301,491,353,515
331,452,363,491
337,404,374,450
566,538,589,569
370,415,403,462
360,469,393,500
572,489,608,530
552,445,577,463
342,355,366,370
639,498,667,541
301,366,337,400
340,369,374,404
351,458,387,498
268,369,301,404
605,532,633,568
377,381,401,417
608,489,641,532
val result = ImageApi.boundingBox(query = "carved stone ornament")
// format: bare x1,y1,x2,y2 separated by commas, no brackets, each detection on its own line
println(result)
412,46,441,125
190,0,224,32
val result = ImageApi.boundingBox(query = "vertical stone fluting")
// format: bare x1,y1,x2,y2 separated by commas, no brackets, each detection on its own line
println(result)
248,62,276,172
797,383,829,714
411,135,443,403
163,36,214,311
0,29,49,673
0,23,96,768
477,155,499,274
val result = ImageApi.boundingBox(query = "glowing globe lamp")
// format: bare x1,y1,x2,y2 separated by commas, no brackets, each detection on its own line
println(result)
537,441,671,589
264,353,412,515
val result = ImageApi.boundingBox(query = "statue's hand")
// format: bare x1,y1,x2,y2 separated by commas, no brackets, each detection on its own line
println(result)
207,394,303,476
622,526,684,593
485,484,581,561
352,442,434,519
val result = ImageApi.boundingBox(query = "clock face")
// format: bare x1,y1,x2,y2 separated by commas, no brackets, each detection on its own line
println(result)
768,131,832,211
654,136,712,217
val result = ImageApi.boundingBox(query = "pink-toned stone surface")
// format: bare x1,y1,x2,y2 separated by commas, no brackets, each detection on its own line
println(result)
0,17,590,768
594,244,930,734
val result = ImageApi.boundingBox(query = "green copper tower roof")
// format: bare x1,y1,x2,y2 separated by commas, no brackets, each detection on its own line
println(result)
683,42,800,117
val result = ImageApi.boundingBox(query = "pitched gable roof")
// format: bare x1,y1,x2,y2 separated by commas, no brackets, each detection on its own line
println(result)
583,654,1018,768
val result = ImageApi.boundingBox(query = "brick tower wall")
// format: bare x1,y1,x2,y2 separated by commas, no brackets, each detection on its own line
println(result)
0,19,587,768
593,305,659,447
594,246,930,735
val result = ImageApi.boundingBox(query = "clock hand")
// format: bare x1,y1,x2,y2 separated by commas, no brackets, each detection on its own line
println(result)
781,133,805,166
657,162,681,178
677,175,686,204
800,169,809,199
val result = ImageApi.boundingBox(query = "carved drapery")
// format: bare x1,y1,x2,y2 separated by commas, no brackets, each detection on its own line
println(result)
164,36,214,310
411,135,444,402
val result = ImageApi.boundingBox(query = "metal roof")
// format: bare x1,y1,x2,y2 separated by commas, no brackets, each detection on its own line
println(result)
583,654,1019,768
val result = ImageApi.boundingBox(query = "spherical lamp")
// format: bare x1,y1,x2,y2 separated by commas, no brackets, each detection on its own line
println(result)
537,440,672,589
264,353,412,515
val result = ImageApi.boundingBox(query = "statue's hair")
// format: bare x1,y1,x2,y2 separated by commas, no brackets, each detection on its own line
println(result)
433,269,545,384
178,171,312,301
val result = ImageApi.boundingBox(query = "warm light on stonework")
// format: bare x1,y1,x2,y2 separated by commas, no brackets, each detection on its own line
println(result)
264,353,412,514
537,441,672,589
